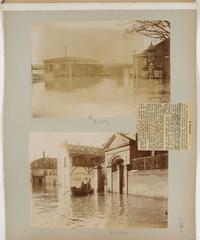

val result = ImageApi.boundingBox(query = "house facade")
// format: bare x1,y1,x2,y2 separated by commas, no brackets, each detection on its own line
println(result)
133,39,170,80
31,151,58,186
103,133,168,198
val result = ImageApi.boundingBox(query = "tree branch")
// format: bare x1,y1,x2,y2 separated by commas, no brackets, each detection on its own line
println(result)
124,20,170,41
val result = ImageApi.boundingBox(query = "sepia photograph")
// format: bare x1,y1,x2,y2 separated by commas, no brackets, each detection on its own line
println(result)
31,20,170,118
30,132,168,228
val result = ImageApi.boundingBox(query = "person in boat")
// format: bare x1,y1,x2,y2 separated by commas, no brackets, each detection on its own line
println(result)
86,179,92,191
80,180,86,191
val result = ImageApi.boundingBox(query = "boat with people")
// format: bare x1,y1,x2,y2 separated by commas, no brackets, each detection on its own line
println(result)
71,186,94,196
71,179,94,197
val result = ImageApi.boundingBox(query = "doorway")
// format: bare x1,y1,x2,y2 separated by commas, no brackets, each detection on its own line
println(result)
97,166,104,193
119,165,124,194
111,157,124,194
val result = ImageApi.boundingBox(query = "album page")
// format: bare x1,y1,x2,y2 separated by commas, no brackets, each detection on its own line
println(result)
3,8,197,240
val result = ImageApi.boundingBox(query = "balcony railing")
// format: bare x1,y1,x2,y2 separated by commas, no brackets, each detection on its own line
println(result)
130,154,168,171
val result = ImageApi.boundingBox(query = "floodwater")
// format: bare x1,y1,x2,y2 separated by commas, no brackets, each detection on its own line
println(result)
32,75,170,118
31,184,168,228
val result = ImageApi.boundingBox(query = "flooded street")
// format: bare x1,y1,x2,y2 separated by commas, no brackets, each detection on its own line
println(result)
31,184,167,228
32,76,170,118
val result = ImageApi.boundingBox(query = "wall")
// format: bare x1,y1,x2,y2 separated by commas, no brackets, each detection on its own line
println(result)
105,144,131,166
128,169,168,199
57,143,70,189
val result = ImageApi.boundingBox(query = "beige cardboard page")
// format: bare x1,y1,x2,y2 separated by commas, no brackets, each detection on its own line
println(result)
4,9,196,240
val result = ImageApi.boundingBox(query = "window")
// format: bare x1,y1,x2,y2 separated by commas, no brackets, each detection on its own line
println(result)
143,58,147,66
49,64,54,71
60,64,66,71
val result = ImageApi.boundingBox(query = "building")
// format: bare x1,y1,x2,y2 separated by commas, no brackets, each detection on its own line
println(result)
133,39,170,80
43,56,103,91
57,142,105,192
103,133,168,198
31,64,45,83
31,151,58,186
58,133,168,199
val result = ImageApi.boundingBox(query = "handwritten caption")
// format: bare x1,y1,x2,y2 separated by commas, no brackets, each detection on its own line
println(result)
88,114,110,126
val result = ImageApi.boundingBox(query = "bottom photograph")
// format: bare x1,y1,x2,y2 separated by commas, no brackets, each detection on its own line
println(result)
29,132,168,228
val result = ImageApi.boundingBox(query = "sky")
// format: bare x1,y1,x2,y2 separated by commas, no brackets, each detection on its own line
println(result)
31,21,151,65
29,132,112,162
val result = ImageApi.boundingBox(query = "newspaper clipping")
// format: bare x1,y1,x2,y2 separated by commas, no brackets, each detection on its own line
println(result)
137,103,192,151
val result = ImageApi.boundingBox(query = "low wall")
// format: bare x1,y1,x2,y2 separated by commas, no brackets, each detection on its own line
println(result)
128,169,168,199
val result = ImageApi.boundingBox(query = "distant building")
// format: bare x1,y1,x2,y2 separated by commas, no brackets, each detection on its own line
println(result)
31,151,57,186
133,39,170,79
31,64,45,83
43,56,103,91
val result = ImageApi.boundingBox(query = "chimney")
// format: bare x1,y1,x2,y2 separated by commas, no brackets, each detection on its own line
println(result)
43,151,45,159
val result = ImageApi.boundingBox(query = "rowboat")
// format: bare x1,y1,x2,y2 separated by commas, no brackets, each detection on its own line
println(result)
71,186,94,196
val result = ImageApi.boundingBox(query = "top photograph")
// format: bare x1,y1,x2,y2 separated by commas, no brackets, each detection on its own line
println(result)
31,20,170,118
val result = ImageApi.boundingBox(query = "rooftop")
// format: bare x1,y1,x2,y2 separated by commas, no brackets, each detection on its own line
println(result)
43,56,99,65
31,157,57,164
134,39,170,56
65,143,104,157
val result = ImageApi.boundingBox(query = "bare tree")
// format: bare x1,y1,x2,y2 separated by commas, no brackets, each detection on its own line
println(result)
125,20,170,41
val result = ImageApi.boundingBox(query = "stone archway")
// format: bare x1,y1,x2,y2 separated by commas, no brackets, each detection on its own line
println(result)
103,133,132,194
111,156,125,194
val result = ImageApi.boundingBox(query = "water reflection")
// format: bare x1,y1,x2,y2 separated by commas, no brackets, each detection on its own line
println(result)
32,74,170,118
31,184,167,228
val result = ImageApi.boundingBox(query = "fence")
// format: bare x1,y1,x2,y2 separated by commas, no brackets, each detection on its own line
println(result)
130,154,168,171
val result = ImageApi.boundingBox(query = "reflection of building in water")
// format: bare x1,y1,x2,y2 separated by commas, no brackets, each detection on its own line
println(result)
103,63,132,77
43,56,103,91
31,151,57,186
133,39,170,80
58,133,168,199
